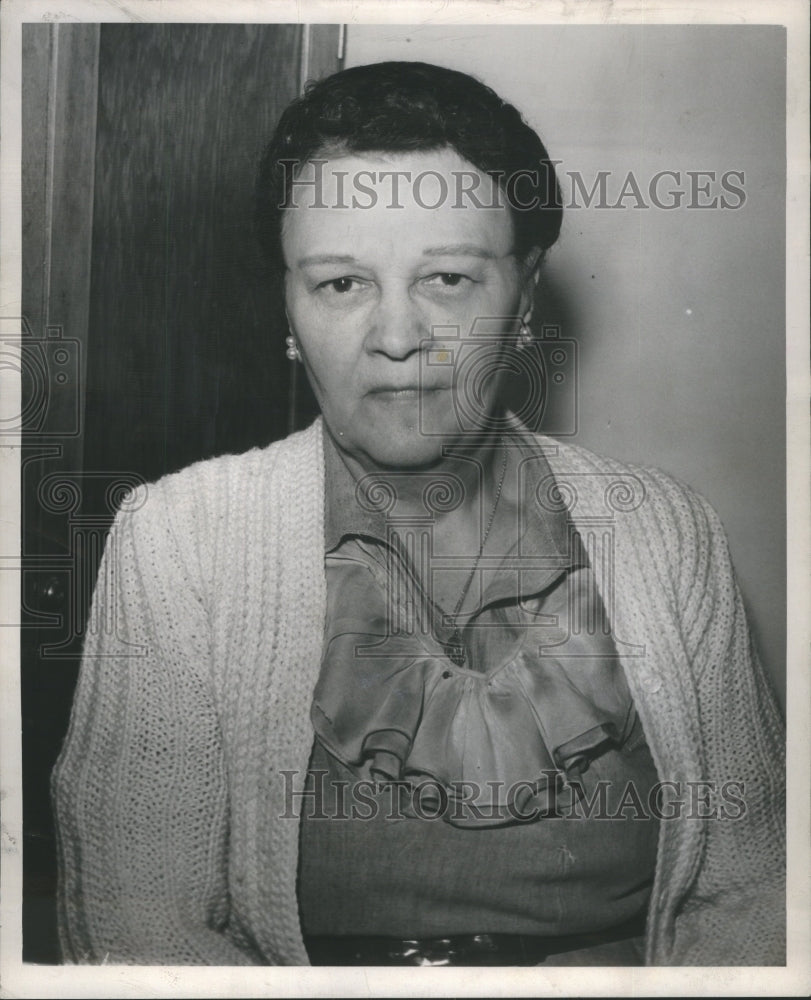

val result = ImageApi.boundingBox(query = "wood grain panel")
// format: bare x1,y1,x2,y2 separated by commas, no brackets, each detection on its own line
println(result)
84,24,303,484
21,23,99,551
22,24,99,457
48,24,100,470
302,23,344,87
21,24,52,341
286,23,344,433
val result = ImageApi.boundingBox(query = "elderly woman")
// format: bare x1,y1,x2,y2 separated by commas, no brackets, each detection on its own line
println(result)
52,61,785,967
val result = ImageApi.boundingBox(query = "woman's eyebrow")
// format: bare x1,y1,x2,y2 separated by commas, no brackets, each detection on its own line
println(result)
297,254,360,267
296,245,501,267
423,244,499,259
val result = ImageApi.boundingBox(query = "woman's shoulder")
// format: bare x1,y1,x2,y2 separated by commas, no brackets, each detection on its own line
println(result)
526,431,728,551
123,420,322,514
110,420,324,554
528,430,702,499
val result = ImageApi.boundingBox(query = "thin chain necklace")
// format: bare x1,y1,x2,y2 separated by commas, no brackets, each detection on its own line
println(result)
442,442,509,667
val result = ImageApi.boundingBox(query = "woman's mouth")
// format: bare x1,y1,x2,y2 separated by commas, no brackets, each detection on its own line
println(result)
369,385,448,400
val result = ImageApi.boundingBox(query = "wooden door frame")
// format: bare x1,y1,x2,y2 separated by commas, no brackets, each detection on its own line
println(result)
23,22,343,464
288,23,344,432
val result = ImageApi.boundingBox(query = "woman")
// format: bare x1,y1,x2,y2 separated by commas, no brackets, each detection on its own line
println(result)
52,61,785,967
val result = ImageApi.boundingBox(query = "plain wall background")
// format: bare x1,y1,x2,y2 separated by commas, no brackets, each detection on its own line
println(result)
345,24,786,704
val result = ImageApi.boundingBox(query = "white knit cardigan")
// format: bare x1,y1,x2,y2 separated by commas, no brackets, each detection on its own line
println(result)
52,419,785,966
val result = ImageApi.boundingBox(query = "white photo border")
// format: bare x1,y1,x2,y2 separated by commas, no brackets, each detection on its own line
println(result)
1,1,808,997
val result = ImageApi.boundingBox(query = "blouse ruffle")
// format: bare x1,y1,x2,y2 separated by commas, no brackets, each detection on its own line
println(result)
311,556,636,828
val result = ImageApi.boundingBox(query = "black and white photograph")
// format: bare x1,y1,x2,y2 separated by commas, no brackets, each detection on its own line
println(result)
1,0,808,996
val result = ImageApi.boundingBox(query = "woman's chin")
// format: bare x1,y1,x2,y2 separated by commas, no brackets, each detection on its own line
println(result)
357,432,449,471
324,401,469,470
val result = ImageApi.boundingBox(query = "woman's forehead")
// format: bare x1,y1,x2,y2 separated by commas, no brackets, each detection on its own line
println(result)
281,148,514,259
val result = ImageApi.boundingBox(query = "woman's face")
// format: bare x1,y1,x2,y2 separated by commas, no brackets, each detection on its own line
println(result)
282,147,537,470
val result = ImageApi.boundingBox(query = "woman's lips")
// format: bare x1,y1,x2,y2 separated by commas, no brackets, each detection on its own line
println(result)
369,385,449,399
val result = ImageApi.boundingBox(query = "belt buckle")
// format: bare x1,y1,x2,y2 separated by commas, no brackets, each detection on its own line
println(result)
397,936,455,967
397,933,543,967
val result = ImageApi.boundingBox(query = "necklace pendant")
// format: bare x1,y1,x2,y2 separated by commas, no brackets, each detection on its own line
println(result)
444,630,466,667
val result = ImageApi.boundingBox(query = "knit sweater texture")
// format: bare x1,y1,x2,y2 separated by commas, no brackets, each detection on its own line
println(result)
52,419,786,965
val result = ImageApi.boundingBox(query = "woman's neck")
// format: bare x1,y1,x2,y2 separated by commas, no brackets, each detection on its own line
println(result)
328,428,506,520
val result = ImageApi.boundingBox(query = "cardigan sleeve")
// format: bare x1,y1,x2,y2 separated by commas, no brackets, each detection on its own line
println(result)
51,484,260,965
667,482,786,965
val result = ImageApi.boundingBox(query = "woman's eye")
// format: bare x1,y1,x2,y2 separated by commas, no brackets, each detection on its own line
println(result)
318,277,361,294
423,272,472,290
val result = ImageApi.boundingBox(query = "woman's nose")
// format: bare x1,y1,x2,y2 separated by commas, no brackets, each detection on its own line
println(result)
364,286,428,360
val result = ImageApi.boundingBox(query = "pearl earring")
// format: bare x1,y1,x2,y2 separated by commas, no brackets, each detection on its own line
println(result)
285,334,301,362
517,322,533,348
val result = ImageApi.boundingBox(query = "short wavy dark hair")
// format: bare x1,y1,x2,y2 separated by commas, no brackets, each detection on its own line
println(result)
255,61,563,276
